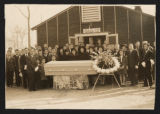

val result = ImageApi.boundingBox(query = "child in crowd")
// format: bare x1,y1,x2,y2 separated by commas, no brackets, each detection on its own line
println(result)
118,50,128,86
39,58,48,89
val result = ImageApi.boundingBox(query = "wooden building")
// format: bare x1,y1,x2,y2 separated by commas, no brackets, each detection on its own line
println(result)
32,5,155,47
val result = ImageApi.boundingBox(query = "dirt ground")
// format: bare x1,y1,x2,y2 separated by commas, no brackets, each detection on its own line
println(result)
5,84,155,109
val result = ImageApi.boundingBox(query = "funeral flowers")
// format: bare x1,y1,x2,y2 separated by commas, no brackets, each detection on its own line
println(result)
91,51,120,74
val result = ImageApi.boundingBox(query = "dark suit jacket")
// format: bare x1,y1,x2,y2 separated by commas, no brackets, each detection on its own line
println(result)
26,55,38,74
128,50,139,69
20,54,27,71
13,55,20,72
43,54,49,63
6,56,15,72
63,54,71,61
58,54,65,61
70,54,78,61
135,48,143,64
141,49,153,72
78,53,90,60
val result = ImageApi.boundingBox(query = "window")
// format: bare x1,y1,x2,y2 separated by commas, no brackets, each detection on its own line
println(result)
81,6,101,23
107,34,118,44
69,36,78,45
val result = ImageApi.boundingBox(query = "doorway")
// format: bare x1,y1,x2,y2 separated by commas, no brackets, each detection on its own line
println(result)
83,36,106,45
75,32,118,46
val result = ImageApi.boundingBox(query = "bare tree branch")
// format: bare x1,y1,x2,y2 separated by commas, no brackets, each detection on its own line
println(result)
15,6,28,19
14,5,31,48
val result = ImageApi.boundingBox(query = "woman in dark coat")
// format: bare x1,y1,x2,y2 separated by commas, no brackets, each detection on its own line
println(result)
70,48,78,60
78,47,90,60
64,49,71,61
58,48,65,61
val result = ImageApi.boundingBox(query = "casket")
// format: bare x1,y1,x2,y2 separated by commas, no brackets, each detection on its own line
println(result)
44,60,97,76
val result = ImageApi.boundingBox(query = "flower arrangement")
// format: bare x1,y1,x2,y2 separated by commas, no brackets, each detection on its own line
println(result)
91,51,120,74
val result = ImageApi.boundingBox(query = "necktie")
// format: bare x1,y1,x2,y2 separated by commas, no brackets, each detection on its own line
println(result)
121,56,122,62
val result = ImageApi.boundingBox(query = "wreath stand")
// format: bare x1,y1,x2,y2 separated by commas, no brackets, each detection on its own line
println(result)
91,73,121,94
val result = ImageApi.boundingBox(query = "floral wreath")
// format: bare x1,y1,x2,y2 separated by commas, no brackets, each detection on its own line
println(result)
91,51,120,74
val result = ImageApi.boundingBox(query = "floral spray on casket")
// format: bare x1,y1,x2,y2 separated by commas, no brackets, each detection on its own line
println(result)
91,51,120,74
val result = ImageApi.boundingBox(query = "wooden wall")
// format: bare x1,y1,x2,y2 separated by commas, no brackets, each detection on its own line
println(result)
36,6,155,47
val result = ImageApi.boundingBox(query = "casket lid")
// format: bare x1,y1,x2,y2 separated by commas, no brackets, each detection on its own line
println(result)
44,60,97,76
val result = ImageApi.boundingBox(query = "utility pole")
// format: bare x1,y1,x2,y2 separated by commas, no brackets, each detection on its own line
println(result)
27,6,31,48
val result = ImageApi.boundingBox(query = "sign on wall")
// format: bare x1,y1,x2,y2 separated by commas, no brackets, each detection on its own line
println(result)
83,28,101,34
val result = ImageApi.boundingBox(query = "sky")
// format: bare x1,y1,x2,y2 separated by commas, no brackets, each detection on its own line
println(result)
5,4,156,49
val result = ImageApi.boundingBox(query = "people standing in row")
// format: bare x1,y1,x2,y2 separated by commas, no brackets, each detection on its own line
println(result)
6,40,155,90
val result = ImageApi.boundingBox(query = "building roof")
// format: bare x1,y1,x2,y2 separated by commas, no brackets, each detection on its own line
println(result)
31,5,155,30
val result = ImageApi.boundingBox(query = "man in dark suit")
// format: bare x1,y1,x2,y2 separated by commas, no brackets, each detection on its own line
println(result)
135,41,143,82
26,48,38,91
128,43,139,86
6,50,15,87
43,49,49,63
20,48,28,88
113,44,120,57
13,49,21,87
141,42,154,88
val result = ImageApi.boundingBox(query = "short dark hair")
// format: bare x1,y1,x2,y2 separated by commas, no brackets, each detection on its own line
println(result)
15,49,19,51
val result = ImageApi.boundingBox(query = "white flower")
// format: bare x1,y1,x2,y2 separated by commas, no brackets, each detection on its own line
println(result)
105,70,109,74
97,68,101,73
101,69,106,74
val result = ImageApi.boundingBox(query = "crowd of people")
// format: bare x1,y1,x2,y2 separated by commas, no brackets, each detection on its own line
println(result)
6,40,156,91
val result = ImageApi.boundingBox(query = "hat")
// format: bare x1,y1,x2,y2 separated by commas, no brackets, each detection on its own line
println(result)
143,41,149,46
15,49,19,51
121,44,127,47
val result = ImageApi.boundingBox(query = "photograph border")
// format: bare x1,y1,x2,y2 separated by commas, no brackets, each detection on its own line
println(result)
0,0,160,114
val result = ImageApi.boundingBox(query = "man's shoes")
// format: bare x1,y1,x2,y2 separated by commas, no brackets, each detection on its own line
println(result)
149,85,155,89
142,85,148,87
121,85,126,87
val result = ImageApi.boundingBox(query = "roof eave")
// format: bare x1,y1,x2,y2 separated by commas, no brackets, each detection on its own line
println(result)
31,6,74,30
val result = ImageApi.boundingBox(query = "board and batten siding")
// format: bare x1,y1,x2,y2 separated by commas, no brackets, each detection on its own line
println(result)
36,6,155,47
37,24,47,47
48,18,57,47
116,6,128,44
58,11,68,47
142,14,155,43
103,6,115,34
69,6,81,36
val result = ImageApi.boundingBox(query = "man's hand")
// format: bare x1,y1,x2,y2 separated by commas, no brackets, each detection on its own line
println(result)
135,65,138,69
150,59,155,65
24,65,27,70
141,62,146,67
35,66,39,72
